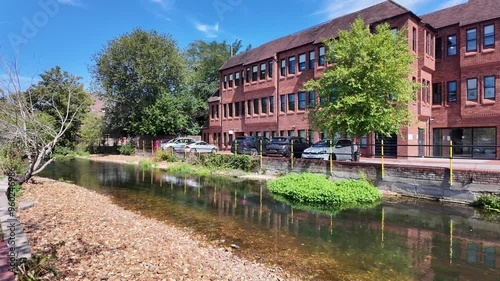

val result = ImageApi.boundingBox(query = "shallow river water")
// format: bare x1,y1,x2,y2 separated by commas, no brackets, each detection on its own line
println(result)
40,159,500,280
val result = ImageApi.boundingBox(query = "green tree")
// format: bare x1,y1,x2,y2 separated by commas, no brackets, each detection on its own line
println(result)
29,66,92,149
77,112,104,153
91,28,186,136
184,40,249,128
304,18,420,148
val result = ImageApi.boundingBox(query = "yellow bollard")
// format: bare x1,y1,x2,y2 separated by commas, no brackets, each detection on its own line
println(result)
234,140,238,156
291,139,294,170
449,141,453,186
151,140,154,155
260,139,263,168
381,139,385,179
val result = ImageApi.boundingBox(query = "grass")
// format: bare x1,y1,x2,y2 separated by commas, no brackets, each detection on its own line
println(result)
473,194,500,213
139,160,155,170
267,173,382,212
166,163,211,176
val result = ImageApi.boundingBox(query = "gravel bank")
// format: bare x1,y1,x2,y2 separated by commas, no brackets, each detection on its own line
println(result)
18,177,298,280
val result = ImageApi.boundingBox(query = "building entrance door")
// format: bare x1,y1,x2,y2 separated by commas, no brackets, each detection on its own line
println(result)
418,128,425,157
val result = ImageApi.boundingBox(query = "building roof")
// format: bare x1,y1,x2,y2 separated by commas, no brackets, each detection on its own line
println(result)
221,0,411,70
421,0,500,29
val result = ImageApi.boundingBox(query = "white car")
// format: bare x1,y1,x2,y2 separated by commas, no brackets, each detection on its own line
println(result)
162,138,197,152
184,141,218,154
302,139,359,161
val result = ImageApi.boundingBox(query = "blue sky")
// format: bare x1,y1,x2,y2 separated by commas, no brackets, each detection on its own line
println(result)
0,0,467,89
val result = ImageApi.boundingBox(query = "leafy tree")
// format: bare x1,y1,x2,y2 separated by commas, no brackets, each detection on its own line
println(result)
304,18,420,150
91,28,186,136
184,40,250,128
77,112,104,153
28,66,92,149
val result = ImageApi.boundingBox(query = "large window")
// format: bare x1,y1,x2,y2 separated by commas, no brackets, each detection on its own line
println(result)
268,61,273,77
448,81,457,103
308,91,315,107
467,78,478,101
309,51,315,69
260,63,266,80
298,92,306,110
432,83,442,105
484,24,495,49
318,46,325,66
298,53,306,72
252,65,258,81
433,127,496,158
253,98,259,114
288,56,296,74
269,96,274,113
466,28,477,52
261,97,268,114
447,35,457,56
484,76,496,100
280,95,286,112
288,93,295,111
280,59,286,76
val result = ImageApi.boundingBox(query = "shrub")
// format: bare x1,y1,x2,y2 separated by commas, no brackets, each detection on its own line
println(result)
139,160,155,170
473,194,500,212
153,150,179,162
118,143,136,155
267,173,382,208
166,164,210,176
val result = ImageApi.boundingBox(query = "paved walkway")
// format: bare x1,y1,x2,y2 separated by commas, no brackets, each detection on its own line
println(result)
360,157,500,172
0,177,31,280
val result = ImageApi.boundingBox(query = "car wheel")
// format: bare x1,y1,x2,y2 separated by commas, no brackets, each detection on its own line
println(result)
250,148,258,156
191,148,197,153
211,148,217,154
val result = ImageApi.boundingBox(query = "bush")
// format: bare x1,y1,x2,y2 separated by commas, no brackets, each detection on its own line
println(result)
267,173,382,207
153,150,179,162
118,143,136,155
194,154,258,172
139,160,154,170
473,194,500,212
166,164,210,176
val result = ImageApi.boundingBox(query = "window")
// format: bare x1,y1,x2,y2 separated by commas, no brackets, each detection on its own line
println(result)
309,51,315,69
215,105,219,118
253,98,259,114
484,24,495,49
228,103,233,117
246,68,250,83
448,81,457,103
466,28,477,52
260,63,266,80
235,102,240,117
435,37,442,59
484,76,495,100
288,56,296,74
223,104,227,117
247,99,252,115
268,60,273,77
298,92,306,110
427,81,431,103
425,31,431,55
412,27,417,52
288,130,295,136
211,105,215,119
391,27,398,36
241,101,245,116
280,59,286,76
298,53,306,71
261,97,268,114
228,74,233,87
447,35,457,56
467,78,478,101
223,75,227,88
235,72,240,86
318,46,325,66
308,91,315,107
264,131,270,139
272,131,278,138
280,95,286,112
252,65,258,81
280,130,285,136
432,83,442,105
298,130,306,138
308,130,315,143
288,93,295,111
269,96,274,113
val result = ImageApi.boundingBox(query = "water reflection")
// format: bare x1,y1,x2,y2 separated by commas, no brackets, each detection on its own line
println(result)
41,159,500,280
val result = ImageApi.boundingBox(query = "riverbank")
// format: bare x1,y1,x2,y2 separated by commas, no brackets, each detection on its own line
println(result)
17,177,298,280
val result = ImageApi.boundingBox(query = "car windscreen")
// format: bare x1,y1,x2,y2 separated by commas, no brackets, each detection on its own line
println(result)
312,140,333,147
270,138,288,143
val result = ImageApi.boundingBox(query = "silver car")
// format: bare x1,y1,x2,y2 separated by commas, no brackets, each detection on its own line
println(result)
184,141,218,154
162,138,197,152
302,139,358,161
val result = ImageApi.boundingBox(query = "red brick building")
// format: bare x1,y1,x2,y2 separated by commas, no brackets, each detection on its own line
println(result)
202,0,500,159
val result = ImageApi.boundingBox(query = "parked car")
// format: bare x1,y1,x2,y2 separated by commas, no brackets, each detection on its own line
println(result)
230,136,269,156
302,139,359,161
155,138,171,150
184,141,218,154
162,138,197,152
265,136,311,158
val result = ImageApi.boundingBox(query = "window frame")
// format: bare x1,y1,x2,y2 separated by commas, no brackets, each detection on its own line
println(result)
234,102,240,117
298,53,306,72
484,75,496,100
280,59,286,76
466,28,477,52
309,51,315,69
245,68,250,83
318,46,325,66
235,72,240,86
260,63,266,80
467,78,478,101
435,37,442,59
247,99,252,115
484,24,495,49
253,98,259,114
412,27,417,52
252,65,258,81
432,83,442,105
228,73,233,87
298,91,306,110
447,81,457,103
261,97,268,114
447,35,457,56
268,60,273,77
269,96,274,113
223,75,227,89
288,56,296,74
228,103,233,117
280,95,286,112
308,91,315,107
288,93,295,111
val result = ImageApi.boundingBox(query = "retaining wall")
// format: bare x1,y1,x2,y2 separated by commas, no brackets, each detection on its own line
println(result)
261,158,500,203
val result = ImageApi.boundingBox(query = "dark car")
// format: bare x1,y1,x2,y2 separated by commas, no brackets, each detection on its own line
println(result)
230,136,269,156
265,136,311,157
